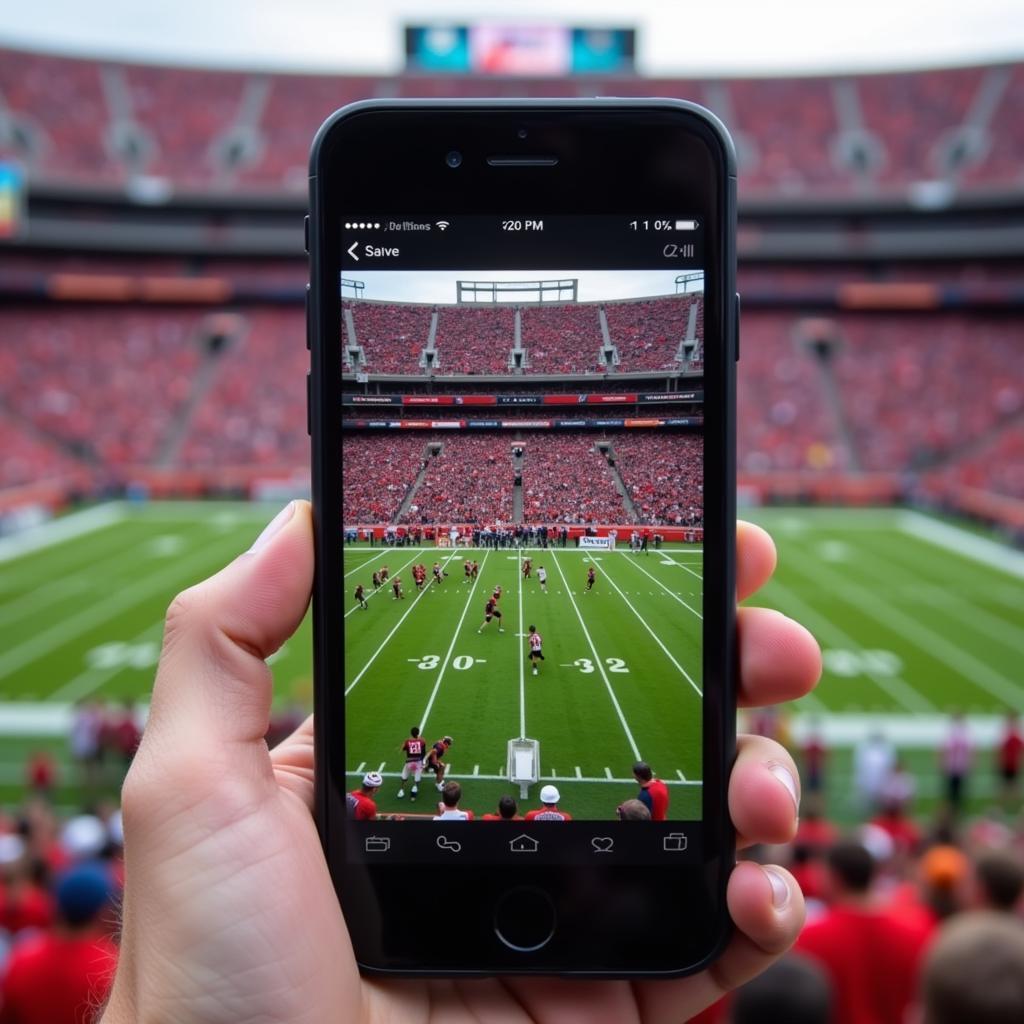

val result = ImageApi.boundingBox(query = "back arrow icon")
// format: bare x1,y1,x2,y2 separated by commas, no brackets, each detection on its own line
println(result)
347,241,359,261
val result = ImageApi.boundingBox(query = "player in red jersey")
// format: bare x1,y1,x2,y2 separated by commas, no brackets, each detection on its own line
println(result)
380,565,389,582
527,625,544,676
397,726,426,800
633,761,670,821
412,564,426,590
478,595,504,633
522,557,532,578
471,560,479,579
524,785,572,821
346,771,382,820
585,566,597,592
464,559,473,582
391,575,404,600
354,583,368,610
492,584,502,603
425,736,453,791
371,570,381,590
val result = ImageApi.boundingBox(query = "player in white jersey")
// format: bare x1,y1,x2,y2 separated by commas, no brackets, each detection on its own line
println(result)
536,566,548,593
527,625,544,676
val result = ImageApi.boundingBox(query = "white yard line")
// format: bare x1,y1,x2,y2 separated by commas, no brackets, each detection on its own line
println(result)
347,769,701,787
787,555,1024,709
0,503,126,563
617,551,703,620
550,551,641,760
585,554,703,698
0,535,237,681
764,578,932,714
344,548,461,696
517,548,526,737
344,550,422,618
343,551,385,578
418,551,491,734
901,511,1024,580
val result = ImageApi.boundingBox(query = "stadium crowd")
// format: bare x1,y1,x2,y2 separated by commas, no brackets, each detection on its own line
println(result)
604,295,698,371
519,304,604,374
520,437,626,523
435,306,516,374
400,435,515,524
612,432,704,526
345,302,432,374
341,434,428,523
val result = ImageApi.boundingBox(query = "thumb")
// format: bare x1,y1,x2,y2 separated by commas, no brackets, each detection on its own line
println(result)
145,500,313,752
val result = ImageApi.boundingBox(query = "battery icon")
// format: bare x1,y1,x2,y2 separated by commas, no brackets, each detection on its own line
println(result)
675,219,698,230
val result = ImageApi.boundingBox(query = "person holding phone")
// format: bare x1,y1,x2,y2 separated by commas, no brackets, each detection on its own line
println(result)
99,506,819,1022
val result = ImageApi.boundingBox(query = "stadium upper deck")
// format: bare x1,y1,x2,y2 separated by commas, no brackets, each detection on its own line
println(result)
1,47,1022,200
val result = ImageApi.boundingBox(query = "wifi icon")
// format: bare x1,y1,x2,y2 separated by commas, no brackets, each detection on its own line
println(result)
436,221,450,231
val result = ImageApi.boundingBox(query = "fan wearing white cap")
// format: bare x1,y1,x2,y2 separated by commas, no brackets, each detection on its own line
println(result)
524,784,572,821
346,771,382,820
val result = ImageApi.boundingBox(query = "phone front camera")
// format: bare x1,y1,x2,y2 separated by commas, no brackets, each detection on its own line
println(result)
517,128,528,140
445,151,463,169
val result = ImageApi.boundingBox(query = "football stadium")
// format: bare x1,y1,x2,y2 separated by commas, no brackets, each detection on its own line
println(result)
1,7,1023,1021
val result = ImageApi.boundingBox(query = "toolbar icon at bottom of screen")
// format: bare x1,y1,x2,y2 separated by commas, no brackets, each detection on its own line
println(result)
663,833,688,852
365,836,391,853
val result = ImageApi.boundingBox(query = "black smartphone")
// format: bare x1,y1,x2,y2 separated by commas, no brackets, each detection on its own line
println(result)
309,99,738,977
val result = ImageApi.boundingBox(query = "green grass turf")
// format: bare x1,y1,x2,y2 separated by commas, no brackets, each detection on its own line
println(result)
343,543,703,821
1,502,1022,825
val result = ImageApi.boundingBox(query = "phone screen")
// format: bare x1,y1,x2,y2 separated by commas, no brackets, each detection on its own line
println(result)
340,215,706,865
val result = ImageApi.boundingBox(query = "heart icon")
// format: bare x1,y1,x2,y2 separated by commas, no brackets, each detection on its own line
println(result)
591,836,614,853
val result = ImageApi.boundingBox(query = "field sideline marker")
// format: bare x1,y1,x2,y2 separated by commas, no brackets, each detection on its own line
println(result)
550,551,641,761
344,549,462,696
901,511,1024,580
345,769,701,788
0,503,124,563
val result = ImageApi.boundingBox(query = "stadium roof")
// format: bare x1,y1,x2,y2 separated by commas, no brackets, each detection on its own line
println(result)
0,0,1022,77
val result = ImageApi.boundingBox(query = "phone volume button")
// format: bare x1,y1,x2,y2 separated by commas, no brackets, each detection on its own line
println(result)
734,292,741,362
306,371,312,436
305,284,311,350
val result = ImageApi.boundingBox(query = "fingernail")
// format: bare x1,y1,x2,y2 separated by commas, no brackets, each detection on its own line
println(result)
766,760,800,813
249,502,295,553
763,866,791,910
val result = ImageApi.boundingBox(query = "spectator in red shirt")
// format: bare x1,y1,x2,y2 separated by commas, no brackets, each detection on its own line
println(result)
997,712,1023,808
346,771,382,820
0,863,117,1024
481,796,522,821
917,912,1024,1024
524,785,572,821
0,835,53,936
797,841,931,1024
633,761,670,821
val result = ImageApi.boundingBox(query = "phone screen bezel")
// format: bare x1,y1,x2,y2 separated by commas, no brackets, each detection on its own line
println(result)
311,99,737,977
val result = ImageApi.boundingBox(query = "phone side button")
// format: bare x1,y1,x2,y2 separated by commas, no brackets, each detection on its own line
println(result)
306,371,311,436
303,214,309,254
493,886,556,953
734,292,741,362
305,284,311,350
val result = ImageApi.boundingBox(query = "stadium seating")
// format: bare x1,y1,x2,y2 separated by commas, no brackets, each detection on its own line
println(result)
610,432,703,525
3,46,1023,197
520,437,626,523
435,306,515,374
346,302,433,374
342,434,430,523
401,434,514,523
604,296,699,371
0,411,84,489
520,305,604,374
0,309,204,466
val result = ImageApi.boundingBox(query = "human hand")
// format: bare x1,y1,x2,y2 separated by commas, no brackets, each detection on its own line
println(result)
103,503,819,1024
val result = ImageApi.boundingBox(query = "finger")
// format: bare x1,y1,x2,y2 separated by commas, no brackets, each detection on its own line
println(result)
737,521,776,602
145,500,314,751
730,734,801,848
738,606,821,707
270,714,315,809
634,862,804,1024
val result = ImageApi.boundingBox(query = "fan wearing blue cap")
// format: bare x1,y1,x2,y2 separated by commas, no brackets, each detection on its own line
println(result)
346,771,382,820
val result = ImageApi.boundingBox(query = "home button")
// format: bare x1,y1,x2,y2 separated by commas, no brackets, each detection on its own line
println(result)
494,886,556,953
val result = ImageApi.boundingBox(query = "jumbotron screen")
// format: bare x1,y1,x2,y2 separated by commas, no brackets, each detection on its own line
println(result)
405,25,636,76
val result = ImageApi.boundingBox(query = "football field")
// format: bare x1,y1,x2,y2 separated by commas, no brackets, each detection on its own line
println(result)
1,502,1022,819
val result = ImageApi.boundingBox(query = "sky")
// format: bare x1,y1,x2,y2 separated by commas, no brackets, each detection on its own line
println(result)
1,1,1022,75
350,269,702,304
